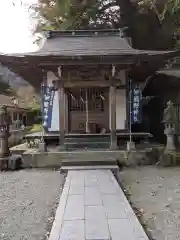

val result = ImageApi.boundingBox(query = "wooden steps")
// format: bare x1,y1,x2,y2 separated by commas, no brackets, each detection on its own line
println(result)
64,135,111,150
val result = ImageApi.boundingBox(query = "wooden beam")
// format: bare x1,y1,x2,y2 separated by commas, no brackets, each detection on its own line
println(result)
39,62,133,67
63,80,126,88
63,81,127,88
36,56,134,66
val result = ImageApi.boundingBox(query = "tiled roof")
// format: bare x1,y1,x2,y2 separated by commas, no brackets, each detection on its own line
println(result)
32,30,133,57
1,30,178,58
0,94,27,109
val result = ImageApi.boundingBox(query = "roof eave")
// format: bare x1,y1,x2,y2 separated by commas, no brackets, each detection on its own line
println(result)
0,49,178,65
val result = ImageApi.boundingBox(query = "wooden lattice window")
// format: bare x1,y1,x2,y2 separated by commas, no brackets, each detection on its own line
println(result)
68,88,105,112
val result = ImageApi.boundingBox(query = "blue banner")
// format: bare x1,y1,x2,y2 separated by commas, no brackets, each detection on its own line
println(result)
129,81,142,124
41,85,56,129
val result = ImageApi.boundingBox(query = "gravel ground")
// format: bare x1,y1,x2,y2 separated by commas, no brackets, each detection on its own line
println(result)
120,166,180,240
0,169,66,240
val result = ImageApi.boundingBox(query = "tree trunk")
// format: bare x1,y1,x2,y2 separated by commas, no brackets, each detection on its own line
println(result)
116,0,137,46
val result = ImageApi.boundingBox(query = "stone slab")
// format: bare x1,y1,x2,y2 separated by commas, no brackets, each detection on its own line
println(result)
85,186,102,205
103,195,128,219
85,205,110,239
85,175,99,187
59,220,84,240
85,205,106,219
63,195,84,220
85,218,110,240
69,183,84,195
69,174,85,195
99,182,118,194
108,218,144,240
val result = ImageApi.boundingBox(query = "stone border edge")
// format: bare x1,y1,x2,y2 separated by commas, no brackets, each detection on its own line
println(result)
48,172,71,240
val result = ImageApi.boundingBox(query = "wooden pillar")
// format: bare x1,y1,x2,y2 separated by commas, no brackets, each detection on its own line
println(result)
58,80,65,149
110,85,118,150
64,92,68,133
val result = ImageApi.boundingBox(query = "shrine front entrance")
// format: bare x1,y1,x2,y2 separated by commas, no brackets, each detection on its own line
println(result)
67,87,109,133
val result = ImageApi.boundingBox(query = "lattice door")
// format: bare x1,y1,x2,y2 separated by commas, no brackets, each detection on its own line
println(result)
68,87,109,133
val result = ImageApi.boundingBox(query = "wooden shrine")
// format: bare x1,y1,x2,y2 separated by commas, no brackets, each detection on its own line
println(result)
0,29,178,150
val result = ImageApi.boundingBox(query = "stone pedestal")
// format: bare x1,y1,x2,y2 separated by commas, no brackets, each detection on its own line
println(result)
0,157,8,171
8,155,22,170
0,106,23,171
58,145,66,151
110,133,118,150
127,141,136,152
38,142,47,152
0,130,10,155
142,139,150,149
164,123,176,152
166,135,175,151
159,152,176,166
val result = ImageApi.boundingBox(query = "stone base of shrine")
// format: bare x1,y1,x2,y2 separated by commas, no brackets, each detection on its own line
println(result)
21,146,163,169
21,149,126,169
21,131,156,169
24,131,152,151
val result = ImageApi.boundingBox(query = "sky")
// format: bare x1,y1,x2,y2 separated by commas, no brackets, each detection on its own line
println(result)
0,0,40,53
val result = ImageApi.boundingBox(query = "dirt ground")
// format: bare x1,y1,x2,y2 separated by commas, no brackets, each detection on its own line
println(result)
120,166,180,240
0,169,65,240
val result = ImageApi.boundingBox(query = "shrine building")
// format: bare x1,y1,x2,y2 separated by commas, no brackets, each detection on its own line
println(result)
0,29,178,150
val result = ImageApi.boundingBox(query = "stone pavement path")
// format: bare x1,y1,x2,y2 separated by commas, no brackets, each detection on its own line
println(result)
49,169,149,240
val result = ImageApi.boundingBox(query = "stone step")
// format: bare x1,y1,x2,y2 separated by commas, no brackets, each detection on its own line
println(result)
61,165,118,171
65,141,110,145
61,153,117,168
61,156,116,161
57,152,121,161
65,136,110,143
62,159,117,167
65,142,110,150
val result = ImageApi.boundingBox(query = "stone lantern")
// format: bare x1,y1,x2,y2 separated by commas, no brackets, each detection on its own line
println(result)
0,105,10,170
0,106,10,157
162,100,176,151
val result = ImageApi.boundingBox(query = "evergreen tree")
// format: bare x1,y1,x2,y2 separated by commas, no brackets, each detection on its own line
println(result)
35,0,180,49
